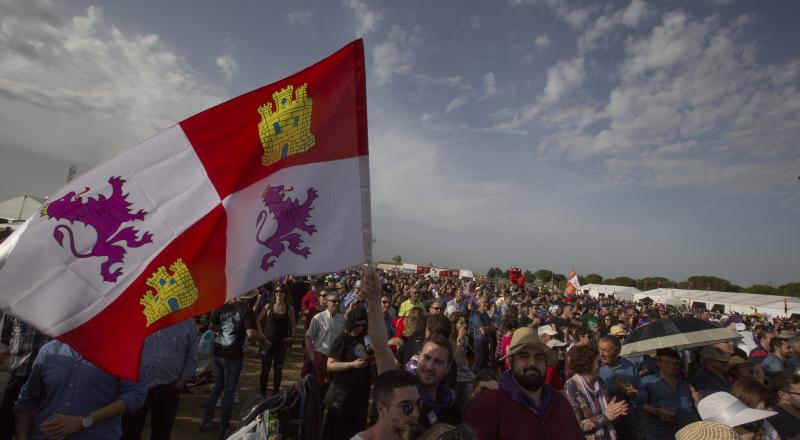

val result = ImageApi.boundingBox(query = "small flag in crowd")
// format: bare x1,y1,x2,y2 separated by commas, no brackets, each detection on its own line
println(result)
0,40,371,380
785,298,789,314
564,267,580,299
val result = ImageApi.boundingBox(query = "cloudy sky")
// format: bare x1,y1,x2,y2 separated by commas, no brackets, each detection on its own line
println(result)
1,0,798,287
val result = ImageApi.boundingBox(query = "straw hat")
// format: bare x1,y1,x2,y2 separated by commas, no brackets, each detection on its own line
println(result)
697,392,776,428
502,327,557,365
609,325,628,336
675,421,740,440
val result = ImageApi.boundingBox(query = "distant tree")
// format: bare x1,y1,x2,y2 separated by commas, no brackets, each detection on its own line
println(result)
749,284,777,295
534,269,553,282
778,283,800,297
584,274,603,284
486,267,503,279
578,275,586,285
609,276,637,287
686,275,733,291
392,255,402,264
725,284,742,293
502,269,510,279
524,270,535,283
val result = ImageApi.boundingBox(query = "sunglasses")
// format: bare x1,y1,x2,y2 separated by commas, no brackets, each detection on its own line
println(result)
381,399,424,416
381,301,390,304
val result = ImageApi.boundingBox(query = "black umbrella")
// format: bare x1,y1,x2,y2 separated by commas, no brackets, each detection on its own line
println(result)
620,316,741,357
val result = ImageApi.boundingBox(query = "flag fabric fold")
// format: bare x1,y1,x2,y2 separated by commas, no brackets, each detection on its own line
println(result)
0,39,370,380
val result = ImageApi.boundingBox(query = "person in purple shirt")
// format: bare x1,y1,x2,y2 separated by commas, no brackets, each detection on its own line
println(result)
14,340,148,440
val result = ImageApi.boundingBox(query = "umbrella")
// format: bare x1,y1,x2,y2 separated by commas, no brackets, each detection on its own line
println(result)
620,316,741,357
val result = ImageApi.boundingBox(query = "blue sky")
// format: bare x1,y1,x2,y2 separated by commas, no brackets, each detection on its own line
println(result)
0,0,798,286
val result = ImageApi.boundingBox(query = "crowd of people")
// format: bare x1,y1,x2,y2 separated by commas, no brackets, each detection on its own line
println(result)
3,266,800,440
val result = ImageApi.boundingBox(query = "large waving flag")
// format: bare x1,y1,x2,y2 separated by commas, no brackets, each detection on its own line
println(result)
564,267,580,299
0,40,371,380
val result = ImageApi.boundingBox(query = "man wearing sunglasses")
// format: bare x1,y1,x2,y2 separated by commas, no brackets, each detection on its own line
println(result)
303,291,345,394
364,271,462,429
353,370,421,440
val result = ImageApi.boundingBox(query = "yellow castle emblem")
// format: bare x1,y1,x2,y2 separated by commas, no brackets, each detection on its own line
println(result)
139,258,198,327
257,83,315,166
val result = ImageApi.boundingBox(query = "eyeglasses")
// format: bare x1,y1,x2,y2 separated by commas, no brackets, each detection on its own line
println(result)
380,399,423,416
432,307,442,310
381,301,390,304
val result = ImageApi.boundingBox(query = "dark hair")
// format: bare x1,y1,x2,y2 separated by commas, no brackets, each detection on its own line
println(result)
345,307,368,333
575,327,591,338
448,312,466,341
656,347,680,360
372,369,419,403
770,337,788,353
420,333,454,362
568,345,599,375
767,372,800,394
427,314,452,339
731,378,775,409
597,335,621,353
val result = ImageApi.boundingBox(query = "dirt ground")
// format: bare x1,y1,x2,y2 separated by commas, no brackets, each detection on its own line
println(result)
164,320,308,440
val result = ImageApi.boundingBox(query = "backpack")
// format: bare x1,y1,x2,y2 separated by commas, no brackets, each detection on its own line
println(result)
236,375,322,440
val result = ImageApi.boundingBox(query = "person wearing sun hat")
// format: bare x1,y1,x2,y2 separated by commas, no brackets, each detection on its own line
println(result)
697,391,777,438
676,421,741,440
608,325,629,338
464,327,582,439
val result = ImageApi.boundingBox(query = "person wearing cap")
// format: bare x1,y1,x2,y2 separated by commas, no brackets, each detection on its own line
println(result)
303,291,346,396
762,336,790,376
463,327,581,439
727,355,755,382
537,324,558,345
638,348,699,439
598,335,644,439
545,338,567,390
697,391,777,439
692,345,733,398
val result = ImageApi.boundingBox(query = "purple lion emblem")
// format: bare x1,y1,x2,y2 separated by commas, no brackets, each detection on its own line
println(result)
40,176,153,283
256,184,318,272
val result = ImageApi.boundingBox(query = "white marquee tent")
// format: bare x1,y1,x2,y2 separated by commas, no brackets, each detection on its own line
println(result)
633,288,800,317
581,284,640,301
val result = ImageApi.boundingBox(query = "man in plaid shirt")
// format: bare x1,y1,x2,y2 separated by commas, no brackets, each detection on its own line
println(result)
0,312,50,440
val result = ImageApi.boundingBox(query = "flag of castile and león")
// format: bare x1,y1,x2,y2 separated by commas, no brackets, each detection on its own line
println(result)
0,40,371,380
564,267,581,300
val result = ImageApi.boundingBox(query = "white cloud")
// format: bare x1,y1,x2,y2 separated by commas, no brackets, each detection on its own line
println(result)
372,25,419,85
578,0,654,53
343,0,381,36
542,57,585,104
413,74,471,91
0,4,225,162
564,8,591,28
285,9,316,28
481,72,497,100
534,34,551,50
470,14,482,30
445,95,468,114
215,54,238,82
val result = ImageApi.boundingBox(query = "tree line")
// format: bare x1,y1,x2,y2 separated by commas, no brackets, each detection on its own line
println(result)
483,268,800,298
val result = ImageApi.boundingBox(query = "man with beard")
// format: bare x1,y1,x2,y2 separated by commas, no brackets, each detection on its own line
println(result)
364,270,462,429
353,370,421,440
463,327,581,440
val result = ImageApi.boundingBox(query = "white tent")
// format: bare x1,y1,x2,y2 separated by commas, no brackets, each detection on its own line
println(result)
581,284,640,301
0,195,44,221
634,288,800,317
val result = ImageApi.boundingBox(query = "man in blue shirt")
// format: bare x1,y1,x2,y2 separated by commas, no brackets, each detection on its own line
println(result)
598,336,644,440
637,348,698,440
762,337,789,376
14,340,148,440
690,345,730,398
469,297,494,373
122,318,198,440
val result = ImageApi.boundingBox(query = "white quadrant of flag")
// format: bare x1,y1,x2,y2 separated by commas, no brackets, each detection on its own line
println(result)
0,125,220,334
